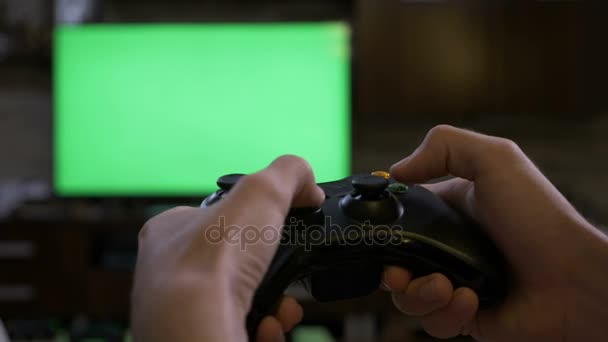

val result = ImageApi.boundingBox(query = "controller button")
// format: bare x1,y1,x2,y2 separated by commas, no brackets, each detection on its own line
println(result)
352,175,389,198
201,190,225,207
388,183,409,194
217,173,245,191
288,207,322,217
371,170,391,180
286,207,324,226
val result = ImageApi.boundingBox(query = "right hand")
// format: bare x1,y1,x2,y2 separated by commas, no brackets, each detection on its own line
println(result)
383,125,608,341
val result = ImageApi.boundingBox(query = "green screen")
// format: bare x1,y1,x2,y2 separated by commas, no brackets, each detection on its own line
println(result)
54,23,351,196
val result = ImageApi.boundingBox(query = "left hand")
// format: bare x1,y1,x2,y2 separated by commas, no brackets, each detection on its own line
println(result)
131,155,324,342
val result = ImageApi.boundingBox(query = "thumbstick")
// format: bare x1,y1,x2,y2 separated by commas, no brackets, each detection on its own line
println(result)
339,174,403,223
217,174,245,191
352,175,389,199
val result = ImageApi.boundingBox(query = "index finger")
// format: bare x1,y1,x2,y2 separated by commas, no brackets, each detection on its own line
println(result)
389,125,527,183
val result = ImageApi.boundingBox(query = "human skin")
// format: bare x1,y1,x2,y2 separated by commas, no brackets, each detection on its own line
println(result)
131,155,324,342
131,126,608,341
382,125,608,341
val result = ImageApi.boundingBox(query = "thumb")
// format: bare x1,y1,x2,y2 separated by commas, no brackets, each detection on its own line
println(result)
217,154,325,229
210,155,324,297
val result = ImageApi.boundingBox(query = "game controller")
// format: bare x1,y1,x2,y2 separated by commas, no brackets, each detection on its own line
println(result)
201,172,508,340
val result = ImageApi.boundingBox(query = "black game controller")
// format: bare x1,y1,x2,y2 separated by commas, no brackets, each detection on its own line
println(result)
202,172,508,340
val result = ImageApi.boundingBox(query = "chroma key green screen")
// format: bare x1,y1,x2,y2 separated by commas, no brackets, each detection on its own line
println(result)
54,23,351,196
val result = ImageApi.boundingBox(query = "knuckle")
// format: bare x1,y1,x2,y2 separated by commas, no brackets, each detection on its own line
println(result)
276,154,305,163
138,206,191,242
276,154,314,174
427,124,457,140
392,293,412,315
240,172,284,202
239,172,270,189
492,137,522,158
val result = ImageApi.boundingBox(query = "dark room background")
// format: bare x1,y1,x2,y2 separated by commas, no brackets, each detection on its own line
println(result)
1,0,607,341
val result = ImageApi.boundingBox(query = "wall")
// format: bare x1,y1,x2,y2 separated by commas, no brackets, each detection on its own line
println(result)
354,0,607,117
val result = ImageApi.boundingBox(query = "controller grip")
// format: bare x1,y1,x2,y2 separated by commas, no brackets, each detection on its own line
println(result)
245,240,507,340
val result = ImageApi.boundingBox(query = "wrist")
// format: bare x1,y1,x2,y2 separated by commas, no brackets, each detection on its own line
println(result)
132,272,248,342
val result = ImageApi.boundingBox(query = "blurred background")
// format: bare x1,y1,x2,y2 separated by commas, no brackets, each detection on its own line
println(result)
1,0,607,341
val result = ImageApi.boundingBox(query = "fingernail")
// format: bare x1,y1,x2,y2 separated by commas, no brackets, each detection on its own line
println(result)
380,280,392,291
276,332,285,342
419,279,437,302
316,185,326,199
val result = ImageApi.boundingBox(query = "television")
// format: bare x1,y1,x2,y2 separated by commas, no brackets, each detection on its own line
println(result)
54,23,351,196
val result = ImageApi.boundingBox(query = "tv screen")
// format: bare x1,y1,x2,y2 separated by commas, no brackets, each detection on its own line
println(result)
54,23,351,196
